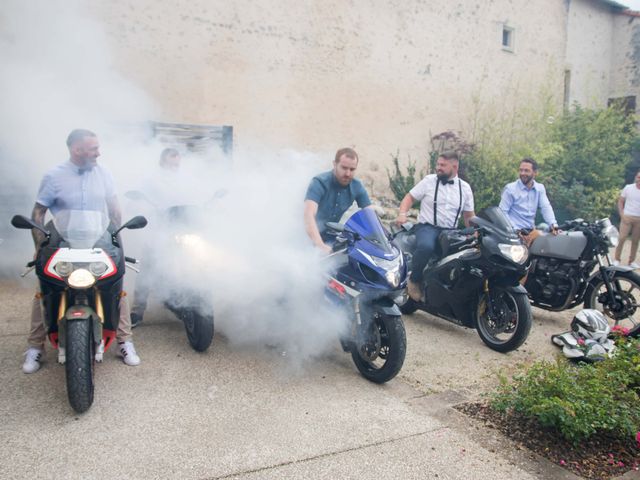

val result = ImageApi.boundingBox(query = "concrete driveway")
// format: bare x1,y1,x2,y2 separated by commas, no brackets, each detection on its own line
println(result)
0,278,579,479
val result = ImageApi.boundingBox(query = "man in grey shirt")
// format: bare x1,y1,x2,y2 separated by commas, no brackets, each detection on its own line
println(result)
22,129,141,373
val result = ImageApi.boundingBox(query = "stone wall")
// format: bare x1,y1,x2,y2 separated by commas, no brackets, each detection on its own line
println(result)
610,11,640,110
89,0,568,194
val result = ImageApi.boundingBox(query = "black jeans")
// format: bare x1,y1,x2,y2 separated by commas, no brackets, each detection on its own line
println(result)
410,223,444,283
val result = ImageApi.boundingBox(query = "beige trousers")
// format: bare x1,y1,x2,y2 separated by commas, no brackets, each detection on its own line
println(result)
615,214,640,263
27,291,133,349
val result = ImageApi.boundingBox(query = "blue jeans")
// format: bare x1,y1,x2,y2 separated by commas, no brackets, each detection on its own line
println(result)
410,223,444,283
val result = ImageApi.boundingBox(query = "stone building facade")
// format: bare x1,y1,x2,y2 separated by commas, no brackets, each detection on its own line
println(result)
71,1,640,187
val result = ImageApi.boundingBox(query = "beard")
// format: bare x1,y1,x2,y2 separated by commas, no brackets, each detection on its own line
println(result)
520,174,533,185
436,172,451,182
80,157,98,169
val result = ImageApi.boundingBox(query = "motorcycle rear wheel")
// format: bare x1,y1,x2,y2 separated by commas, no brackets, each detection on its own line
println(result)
584,270,640,337
179,308,214,352
65,319,95,413
475,288,532,353
350,312,406,383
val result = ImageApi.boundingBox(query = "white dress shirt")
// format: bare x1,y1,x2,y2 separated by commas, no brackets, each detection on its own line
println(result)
409,174,474,228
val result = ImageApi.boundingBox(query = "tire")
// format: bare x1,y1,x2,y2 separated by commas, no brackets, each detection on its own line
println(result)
351,312,406,383
180,308,214,352
65,319,94,413
399,298,419,315
584,270,640,337
475,288,532,353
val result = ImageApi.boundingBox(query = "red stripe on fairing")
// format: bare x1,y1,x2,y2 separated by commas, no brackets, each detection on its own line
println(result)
44,249,63,280
98,255,118,280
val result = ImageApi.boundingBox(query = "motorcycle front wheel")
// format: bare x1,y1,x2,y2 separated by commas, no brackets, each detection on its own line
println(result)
584,270,640,337
350,311,406,383
65,319,95,413
475,288,532,353
179,308,214,352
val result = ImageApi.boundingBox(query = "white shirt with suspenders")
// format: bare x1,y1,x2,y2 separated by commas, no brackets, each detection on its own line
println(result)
409,174,475,228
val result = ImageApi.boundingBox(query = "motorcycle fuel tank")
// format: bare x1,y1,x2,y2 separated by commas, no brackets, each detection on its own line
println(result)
529,231,587,260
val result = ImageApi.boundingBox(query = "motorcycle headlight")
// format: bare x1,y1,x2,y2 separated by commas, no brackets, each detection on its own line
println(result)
89,262,108,276
372,254,402,288
68,268,96,288
385,270,401,288
54,261,74,277
498,244,528,264
175,233,205,248
604,225,619,247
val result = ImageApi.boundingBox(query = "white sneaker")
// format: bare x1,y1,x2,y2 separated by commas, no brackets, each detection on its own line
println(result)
57,347,66,365
118,341,141,366
631,262,640,269
95,340,105,362
22,348,43,374
612,260,620,266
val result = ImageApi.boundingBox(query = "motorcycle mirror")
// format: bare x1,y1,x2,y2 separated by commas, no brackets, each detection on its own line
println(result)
124,215,148,230
11,215,50,236
203,188,229,207
125,190,148,202
212,188,227,199
113,215,148,237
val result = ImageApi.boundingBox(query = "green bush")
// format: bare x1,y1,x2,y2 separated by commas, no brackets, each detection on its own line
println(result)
542,104,637,220
387,151,422,202
491,336,640,444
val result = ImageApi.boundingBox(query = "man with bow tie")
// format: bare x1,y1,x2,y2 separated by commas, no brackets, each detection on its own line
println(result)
21,129,141,374
395,151,475,301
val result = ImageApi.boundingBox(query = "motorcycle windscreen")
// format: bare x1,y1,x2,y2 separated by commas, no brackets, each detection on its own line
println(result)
474,206,517,234
344,209,395,254
53,209,110,248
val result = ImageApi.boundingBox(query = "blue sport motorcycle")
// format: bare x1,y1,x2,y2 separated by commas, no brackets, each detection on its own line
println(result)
324,209,407,383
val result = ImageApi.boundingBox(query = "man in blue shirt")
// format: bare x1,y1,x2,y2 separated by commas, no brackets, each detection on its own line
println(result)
304,147,372,253
22,129,141,373
499,158,558,244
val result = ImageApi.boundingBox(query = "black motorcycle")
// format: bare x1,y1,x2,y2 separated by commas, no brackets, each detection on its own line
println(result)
524,217,640,336
12,210,147,413
126,191,216,352
395,207,532,352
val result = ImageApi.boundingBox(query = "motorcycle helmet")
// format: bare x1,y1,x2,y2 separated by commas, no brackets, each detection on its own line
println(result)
552,331,616,362
571,309,610,343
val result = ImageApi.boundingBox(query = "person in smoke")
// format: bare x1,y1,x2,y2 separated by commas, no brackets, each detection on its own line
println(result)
304,147,372,253
129,147,182,327
395,151,475,301
22,129,141,373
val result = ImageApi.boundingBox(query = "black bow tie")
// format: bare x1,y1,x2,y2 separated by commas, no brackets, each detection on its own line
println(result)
440,179,454,185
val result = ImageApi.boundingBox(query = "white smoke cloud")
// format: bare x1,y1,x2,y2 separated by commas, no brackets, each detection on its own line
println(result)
0,1,351,362
123,146,349,359
0,0,158,274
